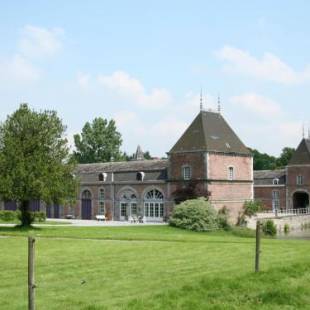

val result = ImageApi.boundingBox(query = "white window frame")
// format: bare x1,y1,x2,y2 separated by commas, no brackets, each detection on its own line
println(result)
228,166,234,181
272,190,280,211
98,188,105,215
182,165,192,180
297,175,303,185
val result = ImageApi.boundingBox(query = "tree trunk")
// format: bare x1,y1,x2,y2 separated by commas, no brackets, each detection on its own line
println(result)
20,200,33,227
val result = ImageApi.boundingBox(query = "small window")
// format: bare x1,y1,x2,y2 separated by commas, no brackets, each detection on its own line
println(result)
273,178,279,185
226,143,231,149
228,167,234,181
136,171,145,181
98,188,105,215
99,172,107,182
182,166,191,180
297,175,303,185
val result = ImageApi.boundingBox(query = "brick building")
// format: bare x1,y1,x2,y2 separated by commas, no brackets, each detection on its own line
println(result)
254,138,310,211
0,110,254,222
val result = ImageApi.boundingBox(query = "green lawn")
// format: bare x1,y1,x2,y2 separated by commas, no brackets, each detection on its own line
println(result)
0,226,309,309
0,219,71,225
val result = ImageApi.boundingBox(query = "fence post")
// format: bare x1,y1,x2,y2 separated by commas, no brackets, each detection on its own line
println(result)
28,236,36,310
255,220,261,273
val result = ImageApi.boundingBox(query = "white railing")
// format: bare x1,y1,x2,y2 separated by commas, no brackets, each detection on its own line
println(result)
261,208,310,216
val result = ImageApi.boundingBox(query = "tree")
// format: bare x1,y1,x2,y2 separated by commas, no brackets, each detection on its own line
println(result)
73,117,122,163
250,148,277,170
0,104,77,227
276,147,295,167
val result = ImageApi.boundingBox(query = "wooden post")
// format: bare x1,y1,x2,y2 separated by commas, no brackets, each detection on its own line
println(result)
28,237,36,310
255,220,261,273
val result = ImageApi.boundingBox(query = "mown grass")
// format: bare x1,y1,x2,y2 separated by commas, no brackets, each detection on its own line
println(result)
0,225,309,309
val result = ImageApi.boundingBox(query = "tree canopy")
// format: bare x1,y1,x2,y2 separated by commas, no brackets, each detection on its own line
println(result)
250,147,295,170
0,104,77,226
73,117,123,163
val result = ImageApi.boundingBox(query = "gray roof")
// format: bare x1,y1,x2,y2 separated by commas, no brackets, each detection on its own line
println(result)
289,138,310,165
254,169,286,186
169,111,251,155
76,159,168,174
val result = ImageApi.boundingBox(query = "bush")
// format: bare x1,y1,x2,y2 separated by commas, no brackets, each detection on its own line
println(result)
217,206,231,230
262,220,277,236
169,198,219,231
284,223,290,234
0,210,17,222
34,211,46,222
242,200,263,217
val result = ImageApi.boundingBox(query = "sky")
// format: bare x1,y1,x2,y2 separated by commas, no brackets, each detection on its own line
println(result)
1,0,310,157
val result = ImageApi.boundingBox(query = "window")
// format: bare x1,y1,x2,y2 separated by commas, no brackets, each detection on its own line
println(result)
98,173,107,182
98,188,105,215
273,178,279,185
136,171,145,181
131,203,137,216
228,167,234,181
297,175,303,185
144,189,164,219
182,166,191,180
272,190,280,211
121,203,127,217
82,190,92,200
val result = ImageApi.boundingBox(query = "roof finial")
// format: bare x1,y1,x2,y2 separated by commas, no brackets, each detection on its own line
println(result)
200,88,203,111
302,123,305,139
217,94,221,114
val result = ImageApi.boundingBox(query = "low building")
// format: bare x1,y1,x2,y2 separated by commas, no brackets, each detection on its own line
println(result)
1,110,254,222
254,138,310,211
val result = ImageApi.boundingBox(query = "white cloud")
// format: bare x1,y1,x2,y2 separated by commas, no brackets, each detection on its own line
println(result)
19,25,64,58
216,45,310,84
113,110,138,128
77,72,91,89
98,71,172,109
230,93,281,118
0,54,40,83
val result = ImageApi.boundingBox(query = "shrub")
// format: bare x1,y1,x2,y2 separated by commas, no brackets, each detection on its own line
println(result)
0,210,17,222
243,200,263,217
217,206,231,230
169,198,219,231
262,220,277,236
34,211,46,222
284,223,290,234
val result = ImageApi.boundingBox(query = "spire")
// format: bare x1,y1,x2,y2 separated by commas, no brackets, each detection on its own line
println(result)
200,88,203,111
217,94,221,114
134,145,144,161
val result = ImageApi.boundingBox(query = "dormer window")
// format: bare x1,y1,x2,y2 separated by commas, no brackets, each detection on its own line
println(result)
182,166,192,180
98,172,107,182
136,171,145,181
226,143,231,149
228,166,234,181
297,175,303,185
273,178,279,185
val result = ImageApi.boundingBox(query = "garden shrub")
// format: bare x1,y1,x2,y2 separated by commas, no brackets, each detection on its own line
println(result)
217,206,231,230
262,219,277,236
169,198,219,231
284,223,290,234
242,200,263,217
34,211,46,222
0,210,17,222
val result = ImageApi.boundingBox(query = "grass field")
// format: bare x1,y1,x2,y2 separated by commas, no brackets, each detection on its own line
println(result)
0,225,309,309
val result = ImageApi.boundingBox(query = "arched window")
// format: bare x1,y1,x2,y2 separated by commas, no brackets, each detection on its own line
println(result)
119,189,137,219
144,189,164,219
228,166,234,181
98,188,105,215
99,172,107,182
82,190,92,200
136,171,145,181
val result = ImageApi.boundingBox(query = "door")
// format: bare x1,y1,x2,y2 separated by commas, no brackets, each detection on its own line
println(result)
82,199,92,219
46,205,52,218
54,205,60,218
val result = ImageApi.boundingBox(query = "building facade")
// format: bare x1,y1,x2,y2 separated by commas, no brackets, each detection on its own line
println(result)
1,110,254,222
254,138,310,211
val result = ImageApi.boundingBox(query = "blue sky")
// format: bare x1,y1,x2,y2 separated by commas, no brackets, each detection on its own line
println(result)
1,1,310,157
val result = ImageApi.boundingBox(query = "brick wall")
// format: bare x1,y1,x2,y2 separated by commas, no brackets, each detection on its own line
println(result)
254,186,286,210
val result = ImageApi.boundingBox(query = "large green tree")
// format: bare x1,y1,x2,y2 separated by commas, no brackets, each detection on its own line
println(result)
0,104,77,227
276,147,295,167
73,117,123,163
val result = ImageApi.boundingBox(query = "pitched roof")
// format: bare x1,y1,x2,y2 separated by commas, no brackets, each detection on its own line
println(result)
169,111,251,155
76,159,168,174
254,169,286,185
288,138,310,165
134,145,144,161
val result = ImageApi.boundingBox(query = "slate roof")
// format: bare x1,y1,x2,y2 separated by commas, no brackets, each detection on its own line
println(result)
288,138,310,165
76,159,168,174
254,169,286,186
169,111,251,155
